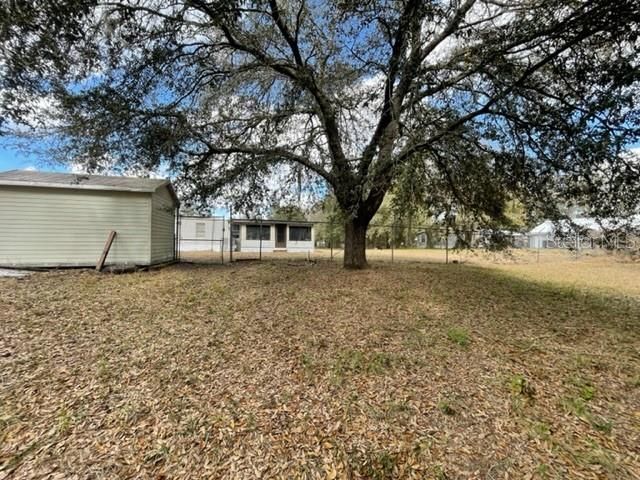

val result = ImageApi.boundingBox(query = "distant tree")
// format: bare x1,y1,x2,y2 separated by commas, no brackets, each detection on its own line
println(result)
179,205,200,217
504,200,527,230
368,195,393,248
1,1,639,268
309,194,345,247
270,204,307,221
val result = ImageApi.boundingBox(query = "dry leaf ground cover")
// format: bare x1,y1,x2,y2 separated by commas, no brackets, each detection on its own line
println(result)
186,247,640,296
1,260,639,479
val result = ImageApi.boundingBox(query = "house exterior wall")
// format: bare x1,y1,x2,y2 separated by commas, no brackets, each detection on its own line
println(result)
150,186,178,264
239,224,275,252
285,225,314,253
0,185,152,267
415,232,428,248
414,232,457,249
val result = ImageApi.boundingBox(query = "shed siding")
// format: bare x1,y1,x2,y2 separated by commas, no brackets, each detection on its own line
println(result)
150,186,176,264
179,217,226,252
0,186,151,267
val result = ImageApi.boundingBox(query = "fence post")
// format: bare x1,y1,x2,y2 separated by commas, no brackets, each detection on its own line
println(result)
229,207,233,263
445,226,449,264
259,217,263,261
330,220,334,261
391,222,395,263
220,216,225,265
175,211,181,262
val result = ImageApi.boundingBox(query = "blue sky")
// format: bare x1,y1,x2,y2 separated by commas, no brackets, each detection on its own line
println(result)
0,143,65,172
0,146,35,170
3,133,639,175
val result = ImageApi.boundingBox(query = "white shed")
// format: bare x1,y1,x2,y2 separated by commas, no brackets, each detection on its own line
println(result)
178,216,227,251
528,220,556,249
528,218,609,249
0,170,180,268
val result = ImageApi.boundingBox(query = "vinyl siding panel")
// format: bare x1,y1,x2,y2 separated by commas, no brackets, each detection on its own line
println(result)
0,186,152,267
150,186,177,264
178,217,226,252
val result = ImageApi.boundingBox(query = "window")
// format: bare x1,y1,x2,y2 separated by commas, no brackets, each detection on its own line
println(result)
231,223,240,239
195,222,206,238
289,226,312,242
246,224,271,240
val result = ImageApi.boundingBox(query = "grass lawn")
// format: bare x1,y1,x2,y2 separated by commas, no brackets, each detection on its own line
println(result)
1,259,639,479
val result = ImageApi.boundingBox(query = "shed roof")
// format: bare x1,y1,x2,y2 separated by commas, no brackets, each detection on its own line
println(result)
0,170,179,205
529,217,640,235
529,220,556,235
529,218,604,235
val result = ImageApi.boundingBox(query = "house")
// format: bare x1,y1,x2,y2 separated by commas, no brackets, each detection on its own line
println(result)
414,229,456,249
177,217,316,254
0,170,179,267
231,219,315,253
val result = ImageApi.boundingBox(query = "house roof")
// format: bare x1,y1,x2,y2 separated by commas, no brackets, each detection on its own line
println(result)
0,170,180,205
231,218,314,226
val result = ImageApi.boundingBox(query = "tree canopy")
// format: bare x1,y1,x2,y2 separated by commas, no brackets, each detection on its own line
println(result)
1,0,639,267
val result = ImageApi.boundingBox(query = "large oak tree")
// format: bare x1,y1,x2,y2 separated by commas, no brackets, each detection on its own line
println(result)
1,0,639,267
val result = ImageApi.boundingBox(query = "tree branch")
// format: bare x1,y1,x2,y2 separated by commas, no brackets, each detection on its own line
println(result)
394,24,601,169
189,0,349,175
359,0,477,178
268,0,304,67
200,144,335,186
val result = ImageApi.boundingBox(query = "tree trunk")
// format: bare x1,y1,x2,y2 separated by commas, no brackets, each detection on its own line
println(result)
343,218,369,269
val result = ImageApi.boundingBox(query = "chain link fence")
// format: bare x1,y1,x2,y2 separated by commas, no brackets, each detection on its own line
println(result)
177,216,639,265
177,216,228,264
315,221,639,264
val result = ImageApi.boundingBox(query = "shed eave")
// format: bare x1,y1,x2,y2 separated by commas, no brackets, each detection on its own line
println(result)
156,180,181,207
0,179,157,194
